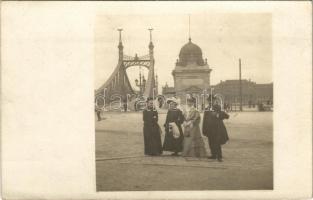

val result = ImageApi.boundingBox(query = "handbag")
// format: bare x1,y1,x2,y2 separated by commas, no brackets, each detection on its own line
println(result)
169,122,180,138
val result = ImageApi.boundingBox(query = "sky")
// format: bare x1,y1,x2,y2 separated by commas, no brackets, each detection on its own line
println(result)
94,13,272,91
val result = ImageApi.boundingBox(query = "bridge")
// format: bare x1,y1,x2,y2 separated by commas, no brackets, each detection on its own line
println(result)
95,28,157,108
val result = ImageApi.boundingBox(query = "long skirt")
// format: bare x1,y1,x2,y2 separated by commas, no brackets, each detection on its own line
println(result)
182,126,207,158
143,123,163,155
163,130,184,153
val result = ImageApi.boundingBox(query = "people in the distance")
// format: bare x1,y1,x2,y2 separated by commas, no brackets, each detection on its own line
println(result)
142,97,163,156
95,107,102,121
162,97,185,156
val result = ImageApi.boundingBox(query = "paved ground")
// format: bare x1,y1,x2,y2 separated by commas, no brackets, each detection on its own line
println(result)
95,111,273,191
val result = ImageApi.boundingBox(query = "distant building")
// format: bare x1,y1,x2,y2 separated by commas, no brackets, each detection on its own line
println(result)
162,82,176,98
161,36,272,107
254,83,273,104
163,78,273,106
169,38,212,103
213,80,273,105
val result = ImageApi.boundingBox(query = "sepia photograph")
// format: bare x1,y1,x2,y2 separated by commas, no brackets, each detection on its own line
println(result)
94,13,273,191
1,2,311,199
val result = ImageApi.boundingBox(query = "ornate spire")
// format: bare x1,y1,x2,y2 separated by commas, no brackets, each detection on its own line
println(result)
117,28,123,43
188,14,191,42
117,28,123,61
148,28,154,49
148,27,153,42
117,28,123,48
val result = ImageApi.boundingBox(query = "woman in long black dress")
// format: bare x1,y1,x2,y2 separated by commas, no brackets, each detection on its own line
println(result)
143,97,163,156
162,98,185,156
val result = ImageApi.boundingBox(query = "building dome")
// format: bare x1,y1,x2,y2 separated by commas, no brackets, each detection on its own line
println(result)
177,38,205,66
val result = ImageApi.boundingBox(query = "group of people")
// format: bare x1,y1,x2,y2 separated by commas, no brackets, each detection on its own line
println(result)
143,96,229,162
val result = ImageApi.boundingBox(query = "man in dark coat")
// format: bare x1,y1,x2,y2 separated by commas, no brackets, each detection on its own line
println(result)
202,98,229,162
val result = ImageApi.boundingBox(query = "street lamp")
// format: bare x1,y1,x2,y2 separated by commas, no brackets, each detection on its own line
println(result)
142,76,146,90
210,87,214,110
135,69,145,95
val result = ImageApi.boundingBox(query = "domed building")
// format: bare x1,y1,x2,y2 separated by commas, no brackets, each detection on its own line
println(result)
177,38,205,66
169,38,212,103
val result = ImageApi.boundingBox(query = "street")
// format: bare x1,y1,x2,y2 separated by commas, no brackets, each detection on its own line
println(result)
96,111,273,191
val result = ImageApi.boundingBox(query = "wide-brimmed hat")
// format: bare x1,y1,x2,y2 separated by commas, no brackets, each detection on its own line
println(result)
166,97,179,105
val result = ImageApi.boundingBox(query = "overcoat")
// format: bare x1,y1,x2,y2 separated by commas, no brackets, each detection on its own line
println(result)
202,108,229,145
162,109,185,152
182,107,207,158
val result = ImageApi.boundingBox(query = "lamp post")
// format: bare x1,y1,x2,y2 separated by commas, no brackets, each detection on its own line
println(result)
194,94,199,110
201,89,207,111
135,67,146,96
135,78,140,95
142,76,146,92
239,58,243,111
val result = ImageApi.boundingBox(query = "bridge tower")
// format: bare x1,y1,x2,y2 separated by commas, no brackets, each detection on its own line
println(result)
143,28,155,97
95,28,156,104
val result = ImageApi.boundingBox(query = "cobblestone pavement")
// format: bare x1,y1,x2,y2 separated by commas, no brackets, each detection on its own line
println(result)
96,111,273,191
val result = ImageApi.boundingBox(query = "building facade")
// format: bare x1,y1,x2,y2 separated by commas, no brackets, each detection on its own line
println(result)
161,39,273,107
254,83,273,104
213,80,273,105
162,82,176,98
169,38,212,103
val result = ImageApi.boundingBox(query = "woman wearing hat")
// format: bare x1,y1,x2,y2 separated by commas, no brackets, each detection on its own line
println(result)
142,97,163,156
182,97,207,158
162,98,185,156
